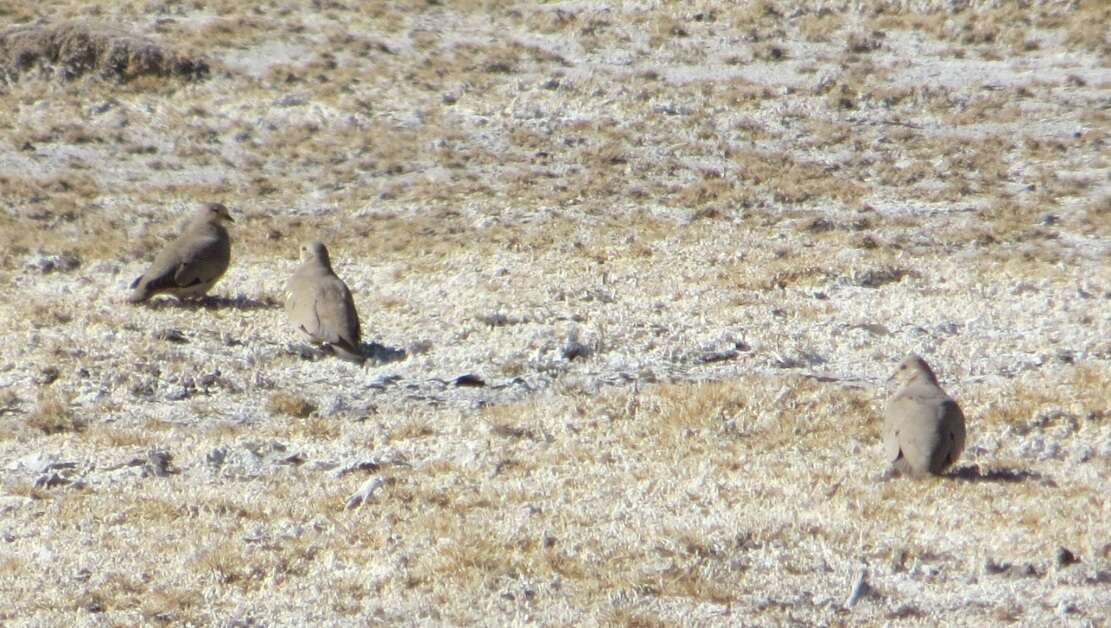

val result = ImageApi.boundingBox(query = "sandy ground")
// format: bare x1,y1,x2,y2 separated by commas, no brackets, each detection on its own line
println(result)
0,1,1109,625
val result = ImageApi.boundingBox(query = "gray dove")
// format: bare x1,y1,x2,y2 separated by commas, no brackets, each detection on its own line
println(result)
285,241,365,365
882,354,966,477
127,203,233,303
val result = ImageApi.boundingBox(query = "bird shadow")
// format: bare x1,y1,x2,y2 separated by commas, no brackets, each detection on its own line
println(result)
288,341,407,365
362,342,407,364
145,294,282,312
948,464,1047,484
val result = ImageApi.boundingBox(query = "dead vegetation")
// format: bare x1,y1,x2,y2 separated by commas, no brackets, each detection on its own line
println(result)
25,390,83,435
266,392,316,419
0,21,208,83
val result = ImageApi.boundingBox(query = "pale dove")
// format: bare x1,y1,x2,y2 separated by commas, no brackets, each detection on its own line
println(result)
882,355,966,477
285,241,365,365
127,203,233,303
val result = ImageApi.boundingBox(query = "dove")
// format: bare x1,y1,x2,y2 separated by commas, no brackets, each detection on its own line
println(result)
127,203,233,303
882,354,966,477
285,241,365,365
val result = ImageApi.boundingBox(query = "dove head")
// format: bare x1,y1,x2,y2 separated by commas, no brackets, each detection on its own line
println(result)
196,202,234,224
301,240,332,269
890,354,939,387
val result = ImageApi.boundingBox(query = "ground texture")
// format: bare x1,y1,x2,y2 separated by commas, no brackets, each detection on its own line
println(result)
0,0,1109,625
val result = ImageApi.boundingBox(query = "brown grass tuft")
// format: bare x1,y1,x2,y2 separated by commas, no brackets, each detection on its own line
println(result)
266,392,317,418
290,415,340,440
605,609,669,628
0,21,209,82
26,390,84,435
139,587,203,624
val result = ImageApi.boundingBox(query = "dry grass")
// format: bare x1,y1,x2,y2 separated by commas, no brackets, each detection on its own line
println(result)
286,415,341,441
266,392,317,419
25,390,83,435
977,365,1110,430
0,21,208,82
84,424,155,448
0,366,1107,622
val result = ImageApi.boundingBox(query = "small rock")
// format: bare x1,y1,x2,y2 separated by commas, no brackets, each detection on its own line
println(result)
35,471,72,488
855,235,879,249
12,453,76,475
853,322,890,336
697,334,750,363
153,328,188,343
477,312,514,327
275,93,307,107
804,217,836,233
244,441,287,460
26,252,81,274
325,395,350,416
206,448,227,468
165,386,191,401
199,371,220,388
333,458,382,478
852,267,909,288
277,452,305,466
89,99,117,115
1055,547,1080,568
454,374,485,387
142,449,174,477
35,367,60,386
984,558,1043,578
1055,601,1079,616
78,596,104,614
562,330,592,361
699,350,738,364
772,351,825,369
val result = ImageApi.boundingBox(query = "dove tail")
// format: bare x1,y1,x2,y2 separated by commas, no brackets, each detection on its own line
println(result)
331,341,366,365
